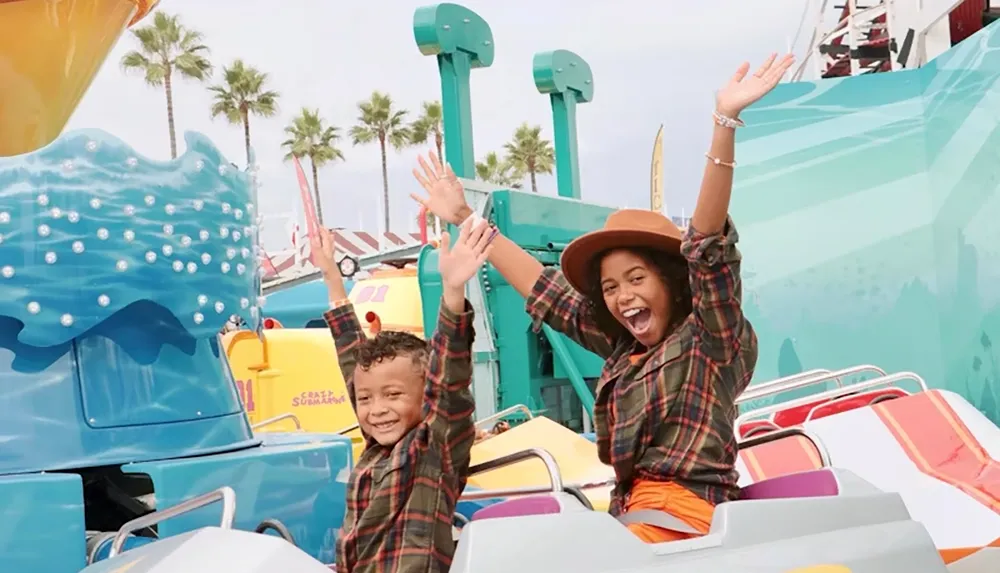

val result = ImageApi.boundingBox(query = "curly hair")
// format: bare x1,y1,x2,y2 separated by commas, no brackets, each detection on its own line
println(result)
582,246,693,340
356,331,429,372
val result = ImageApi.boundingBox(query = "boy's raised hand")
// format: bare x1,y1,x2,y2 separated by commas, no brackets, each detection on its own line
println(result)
310,227,339,278
438,216,494,291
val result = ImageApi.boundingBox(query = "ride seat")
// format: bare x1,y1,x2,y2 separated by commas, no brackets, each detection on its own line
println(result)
739,468,840,500
805,388,907,421
772,395,845,427
470,490,590,521
737,419,779,439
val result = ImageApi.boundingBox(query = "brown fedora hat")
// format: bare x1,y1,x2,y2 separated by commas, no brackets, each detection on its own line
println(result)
561,209,683,295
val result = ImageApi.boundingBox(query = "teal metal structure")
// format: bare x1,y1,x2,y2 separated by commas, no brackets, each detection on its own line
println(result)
534,50,594,199
414,4,603,428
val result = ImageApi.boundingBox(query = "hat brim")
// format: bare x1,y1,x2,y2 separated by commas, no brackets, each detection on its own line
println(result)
560,228,682,295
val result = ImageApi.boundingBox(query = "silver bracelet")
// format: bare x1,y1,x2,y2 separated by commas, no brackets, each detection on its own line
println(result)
713,110,745,129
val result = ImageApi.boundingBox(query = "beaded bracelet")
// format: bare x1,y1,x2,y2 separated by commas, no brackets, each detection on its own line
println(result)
713,110,745,129
705,152,736,168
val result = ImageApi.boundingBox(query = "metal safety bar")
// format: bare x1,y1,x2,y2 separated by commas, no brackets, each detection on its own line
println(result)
738,426,832,467
459,448,563,501
735,369,834,405
737,364,888,410
735,371,928,429
107,487,237,559
336,422,360,435
251,413,302,431
474,404,534,431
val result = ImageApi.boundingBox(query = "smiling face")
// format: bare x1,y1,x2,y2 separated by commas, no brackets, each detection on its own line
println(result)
353,355,425,446
599,248,674,347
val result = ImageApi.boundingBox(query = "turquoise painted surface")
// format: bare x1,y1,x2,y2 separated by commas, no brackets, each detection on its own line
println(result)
733,24,1000,423
0,473,86,572
0,129,260,345
0,129,263,473
264,278,354,327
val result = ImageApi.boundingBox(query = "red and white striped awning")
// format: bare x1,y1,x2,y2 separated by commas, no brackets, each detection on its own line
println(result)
261,230,424,281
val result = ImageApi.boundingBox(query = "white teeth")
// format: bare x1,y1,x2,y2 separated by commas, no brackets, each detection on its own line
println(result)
623,308,644,318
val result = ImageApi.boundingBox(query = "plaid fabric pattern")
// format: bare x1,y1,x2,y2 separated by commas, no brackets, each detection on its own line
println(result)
325,300,476,573
525,216,757,514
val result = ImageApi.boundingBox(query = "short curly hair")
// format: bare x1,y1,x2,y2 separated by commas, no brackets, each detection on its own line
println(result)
356,331,429,372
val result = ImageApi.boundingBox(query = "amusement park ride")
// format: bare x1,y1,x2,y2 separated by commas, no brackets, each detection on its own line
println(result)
1,0,999,572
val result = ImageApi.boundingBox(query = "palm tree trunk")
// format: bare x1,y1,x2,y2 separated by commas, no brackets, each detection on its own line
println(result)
435,130,443,165
311,158,325,226
164,68,177,159
379,136,390,233
530,169,538,193
242,109,252,167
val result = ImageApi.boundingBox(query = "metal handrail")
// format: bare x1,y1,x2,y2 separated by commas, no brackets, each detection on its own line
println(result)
804,387,909,422
737,364,888,411
738,426,832,467
251,413,302,431
735,371,927,429
107,487,237,559
336,423,360,435
461,448,563,501
735,369,834,405
459,476,614,501
474,404,533,431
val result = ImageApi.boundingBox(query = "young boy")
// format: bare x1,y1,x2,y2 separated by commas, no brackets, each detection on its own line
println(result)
312,217,494,573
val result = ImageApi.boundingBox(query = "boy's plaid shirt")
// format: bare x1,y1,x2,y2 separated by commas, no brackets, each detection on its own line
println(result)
525,217,758,514
325,300,476,573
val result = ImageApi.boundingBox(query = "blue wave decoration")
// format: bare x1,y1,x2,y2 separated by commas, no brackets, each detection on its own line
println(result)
0,130,260,347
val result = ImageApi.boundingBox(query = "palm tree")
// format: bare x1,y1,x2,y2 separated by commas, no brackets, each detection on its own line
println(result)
503,123,555,193
409,101,444,162
208,59,279,166
349,91,411,232
281,108,344,226
120,12,212,159
475,152,523,190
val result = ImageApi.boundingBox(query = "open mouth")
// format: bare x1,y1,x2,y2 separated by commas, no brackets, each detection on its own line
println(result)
370,420,398,433
622,307,653,335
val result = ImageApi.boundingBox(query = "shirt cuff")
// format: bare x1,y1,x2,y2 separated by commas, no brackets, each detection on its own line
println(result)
524,266,565,330
436,297,474,341
680,215,741,267
323,302,363,337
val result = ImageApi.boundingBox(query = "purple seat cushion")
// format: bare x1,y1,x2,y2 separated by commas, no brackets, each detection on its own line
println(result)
471,495,562,521
740,469,840,500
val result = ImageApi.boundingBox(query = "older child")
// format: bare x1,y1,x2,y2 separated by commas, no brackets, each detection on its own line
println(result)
411,54,793,544
312,218,493,573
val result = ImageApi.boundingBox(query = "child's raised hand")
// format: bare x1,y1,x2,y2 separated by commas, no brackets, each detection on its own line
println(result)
438,216,494,290
411,151,473,225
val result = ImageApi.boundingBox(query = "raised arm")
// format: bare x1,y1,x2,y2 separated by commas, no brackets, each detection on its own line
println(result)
313,228,365,409
411,152,614,358
419,295,476,475
685,53,792,362
413,218,489,474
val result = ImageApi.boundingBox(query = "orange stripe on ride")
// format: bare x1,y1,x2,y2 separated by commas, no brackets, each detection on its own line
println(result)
938,537,1000,564
872,391,1000,514
739,434,824,482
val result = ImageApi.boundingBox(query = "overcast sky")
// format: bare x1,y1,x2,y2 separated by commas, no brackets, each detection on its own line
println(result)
68,0,808,250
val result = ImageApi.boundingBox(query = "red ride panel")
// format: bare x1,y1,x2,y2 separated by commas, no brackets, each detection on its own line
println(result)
873,390,1000,513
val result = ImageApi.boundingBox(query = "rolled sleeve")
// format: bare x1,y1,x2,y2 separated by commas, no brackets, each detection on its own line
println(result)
680,216,747,362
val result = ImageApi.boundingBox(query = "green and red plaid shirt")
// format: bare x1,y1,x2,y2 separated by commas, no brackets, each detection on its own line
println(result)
325,300,476,573
526,216,757,514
